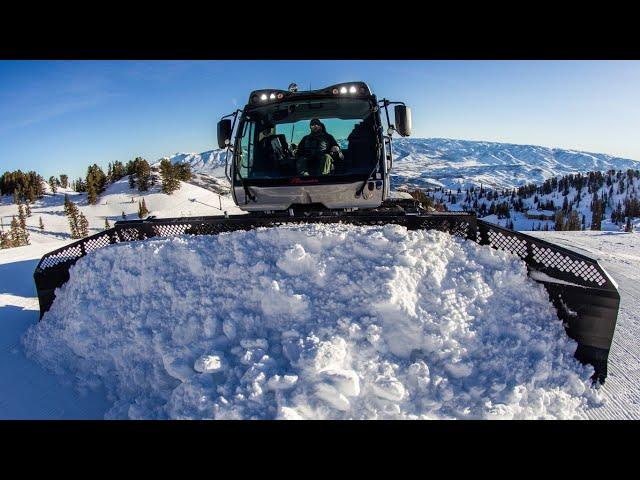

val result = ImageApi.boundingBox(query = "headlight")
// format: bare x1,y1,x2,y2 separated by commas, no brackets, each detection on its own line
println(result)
340,86,348,94
260,94,268,101
349,85,357,93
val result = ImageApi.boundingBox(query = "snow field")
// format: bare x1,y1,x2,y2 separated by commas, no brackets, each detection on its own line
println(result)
23,224,601,419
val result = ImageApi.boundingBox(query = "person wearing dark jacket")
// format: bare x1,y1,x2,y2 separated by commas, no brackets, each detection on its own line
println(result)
296,118,344,176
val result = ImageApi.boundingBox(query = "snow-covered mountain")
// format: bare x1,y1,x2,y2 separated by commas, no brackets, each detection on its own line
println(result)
162,139,640,192
159,150,228,177
391,138,640,191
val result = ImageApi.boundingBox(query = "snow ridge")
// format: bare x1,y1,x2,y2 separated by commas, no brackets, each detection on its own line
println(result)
391,138,640,191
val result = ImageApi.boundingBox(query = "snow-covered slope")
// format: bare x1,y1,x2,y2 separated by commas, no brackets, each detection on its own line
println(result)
391,138,640,191
427,169,640,232
0,175,243,252
159,139,640,193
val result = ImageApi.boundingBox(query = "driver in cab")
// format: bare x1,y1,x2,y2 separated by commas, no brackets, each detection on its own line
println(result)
295,118,343,176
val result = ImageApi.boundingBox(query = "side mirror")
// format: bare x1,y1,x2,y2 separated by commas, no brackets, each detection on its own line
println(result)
394,105,412,137
217,119,232,149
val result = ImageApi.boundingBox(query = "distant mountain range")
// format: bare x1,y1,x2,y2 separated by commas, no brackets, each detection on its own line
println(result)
158,138,640,191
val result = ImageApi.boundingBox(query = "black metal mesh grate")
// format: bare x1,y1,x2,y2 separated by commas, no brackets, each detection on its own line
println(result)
477,221,610,289
35,214,611,292
153,224,191,237
39,244,84,269
414,219,473,238
115,228,147,242
532,244,606,286
487,229,528,258
83,234,112,253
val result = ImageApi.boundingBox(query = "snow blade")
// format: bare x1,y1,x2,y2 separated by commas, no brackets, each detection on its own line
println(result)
476,220,620,383
33,212,620,382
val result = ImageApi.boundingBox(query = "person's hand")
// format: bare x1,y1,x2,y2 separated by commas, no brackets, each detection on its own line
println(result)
331,146,340,153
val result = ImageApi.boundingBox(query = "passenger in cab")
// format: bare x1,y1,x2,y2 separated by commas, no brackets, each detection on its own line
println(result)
296,118,343,176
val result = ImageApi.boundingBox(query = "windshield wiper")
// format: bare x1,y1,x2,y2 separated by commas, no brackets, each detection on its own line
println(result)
234,158,256,203
238,173,256,204
355,158,380,198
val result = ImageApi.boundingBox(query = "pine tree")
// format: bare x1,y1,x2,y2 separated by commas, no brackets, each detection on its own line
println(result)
64,197,81,239
60,174,69,189
160,159,180,194
176,163,191,182
78,212,89,238
63,194,74,217
554,211,565,231
625,216,634,233
111,161,125,181
137,160,151,192
49,176,58,194
590,191,602,230
85,164,106,205
0,231,10,249
87,180,97,205
9,216,22,247
17,204,29,245
129,174,135,189
25,201,32,217
39,216,44,230
104,218,111,230
138,199,149,218
122,211,126,220
566,210,581,231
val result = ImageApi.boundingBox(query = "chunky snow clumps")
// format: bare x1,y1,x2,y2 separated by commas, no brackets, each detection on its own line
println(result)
23,224,600,419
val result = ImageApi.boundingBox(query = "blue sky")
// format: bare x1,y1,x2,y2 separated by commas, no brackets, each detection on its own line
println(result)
1,60,639,179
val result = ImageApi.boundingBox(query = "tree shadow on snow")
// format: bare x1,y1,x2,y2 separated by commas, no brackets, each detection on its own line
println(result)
25,226,72,240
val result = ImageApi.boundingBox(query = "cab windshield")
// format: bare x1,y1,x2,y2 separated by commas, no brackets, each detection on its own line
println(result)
235,98,379,180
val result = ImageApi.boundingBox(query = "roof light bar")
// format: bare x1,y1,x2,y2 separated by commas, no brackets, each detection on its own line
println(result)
333,84,363,95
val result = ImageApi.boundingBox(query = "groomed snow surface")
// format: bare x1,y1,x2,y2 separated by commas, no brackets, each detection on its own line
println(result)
23,224,602,419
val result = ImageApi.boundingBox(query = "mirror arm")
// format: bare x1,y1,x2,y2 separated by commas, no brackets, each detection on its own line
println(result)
379,99,407,136
220,109,243,182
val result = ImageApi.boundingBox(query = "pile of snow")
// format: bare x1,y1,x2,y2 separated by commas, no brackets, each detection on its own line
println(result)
23,224,601,419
